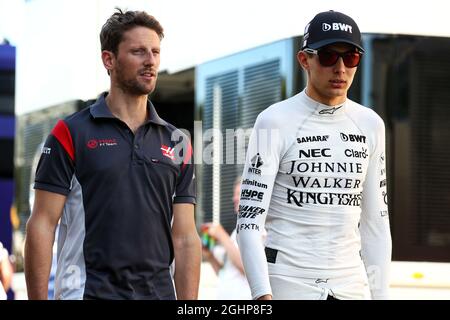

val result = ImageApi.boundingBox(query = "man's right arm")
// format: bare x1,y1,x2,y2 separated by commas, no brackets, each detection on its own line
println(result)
237,112,283,300
25,190,66,300
25,120,75,299
360,117,392,299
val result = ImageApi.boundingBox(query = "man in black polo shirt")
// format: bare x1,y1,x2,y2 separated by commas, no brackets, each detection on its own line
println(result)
24,9,201,300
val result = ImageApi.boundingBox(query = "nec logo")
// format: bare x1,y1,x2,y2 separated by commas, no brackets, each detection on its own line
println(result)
299,148,331,158
161,145,175,160
322,23,353,33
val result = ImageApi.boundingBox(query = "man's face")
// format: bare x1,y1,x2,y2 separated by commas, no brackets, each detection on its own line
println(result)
111,26,161,96
298,43,358,106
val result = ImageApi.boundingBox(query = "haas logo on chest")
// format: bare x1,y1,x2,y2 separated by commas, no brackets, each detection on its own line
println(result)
161,145,175,160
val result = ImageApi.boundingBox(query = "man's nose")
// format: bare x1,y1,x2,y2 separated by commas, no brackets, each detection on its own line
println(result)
333,56,346,73
144,51,156,65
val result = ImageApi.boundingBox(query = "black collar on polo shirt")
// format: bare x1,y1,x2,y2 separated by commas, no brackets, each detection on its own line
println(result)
89,92,168,127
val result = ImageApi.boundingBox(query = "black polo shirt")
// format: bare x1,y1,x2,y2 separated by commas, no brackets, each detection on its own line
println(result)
34,93,195,300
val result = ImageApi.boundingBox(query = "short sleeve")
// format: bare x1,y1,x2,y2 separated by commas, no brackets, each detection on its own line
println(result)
173,135,196,204
34,120,75,196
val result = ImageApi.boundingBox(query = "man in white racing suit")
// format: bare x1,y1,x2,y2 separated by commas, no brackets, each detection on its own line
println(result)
237,10,392,300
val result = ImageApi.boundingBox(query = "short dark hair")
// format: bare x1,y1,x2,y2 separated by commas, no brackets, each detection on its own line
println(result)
100,8,164,55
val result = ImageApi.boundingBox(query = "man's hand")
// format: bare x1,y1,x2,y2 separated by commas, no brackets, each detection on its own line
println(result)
202,222,228,243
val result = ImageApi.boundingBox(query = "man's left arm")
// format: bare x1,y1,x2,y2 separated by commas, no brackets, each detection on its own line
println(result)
360,117,392,300
171,134,200,299
172,203,201,300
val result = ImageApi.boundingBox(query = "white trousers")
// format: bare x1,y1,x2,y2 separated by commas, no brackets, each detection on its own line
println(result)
269,264,370,300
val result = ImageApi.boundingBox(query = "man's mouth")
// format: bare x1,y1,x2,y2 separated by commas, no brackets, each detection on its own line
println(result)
330,79,346,84
140,70,156,78
329,79,346,88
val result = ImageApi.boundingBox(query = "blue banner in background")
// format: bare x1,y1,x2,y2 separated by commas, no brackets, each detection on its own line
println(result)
0,178,14,299
0,178,13,252
0,117,15,138
0,44,15,71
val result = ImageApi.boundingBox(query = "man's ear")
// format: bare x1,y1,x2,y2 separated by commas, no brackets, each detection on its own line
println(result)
297,50,309,70
101,50,114,75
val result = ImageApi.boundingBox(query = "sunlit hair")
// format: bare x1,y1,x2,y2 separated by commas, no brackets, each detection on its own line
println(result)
100,7,164,55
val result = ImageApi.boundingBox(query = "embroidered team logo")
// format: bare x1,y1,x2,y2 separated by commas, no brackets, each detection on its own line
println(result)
87,140,98,149
87,139,118,149
161,144,175,160
319,105,342,115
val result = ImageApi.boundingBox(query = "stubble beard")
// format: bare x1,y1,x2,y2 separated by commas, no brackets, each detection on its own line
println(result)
115,68,155,96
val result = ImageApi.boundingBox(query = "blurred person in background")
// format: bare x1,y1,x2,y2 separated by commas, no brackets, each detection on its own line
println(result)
202,177,264,300
0,241,14,300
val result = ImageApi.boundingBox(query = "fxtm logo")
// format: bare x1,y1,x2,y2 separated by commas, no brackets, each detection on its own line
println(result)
322,23,353,33
242,179,268,189
236,223,260,233
238,205,265,219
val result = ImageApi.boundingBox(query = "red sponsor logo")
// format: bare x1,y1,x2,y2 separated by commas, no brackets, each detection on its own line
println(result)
87,139,98,149
161,144,175,160
87,138,118,149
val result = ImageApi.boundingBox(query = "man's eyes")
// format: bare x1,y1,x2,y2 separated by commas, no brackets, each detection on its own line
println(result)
132,49,146,55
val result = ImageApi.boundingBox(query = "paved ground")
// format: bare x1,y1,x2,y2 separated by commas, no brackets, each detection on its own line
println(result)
200,261,450,300
12,261,450,300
